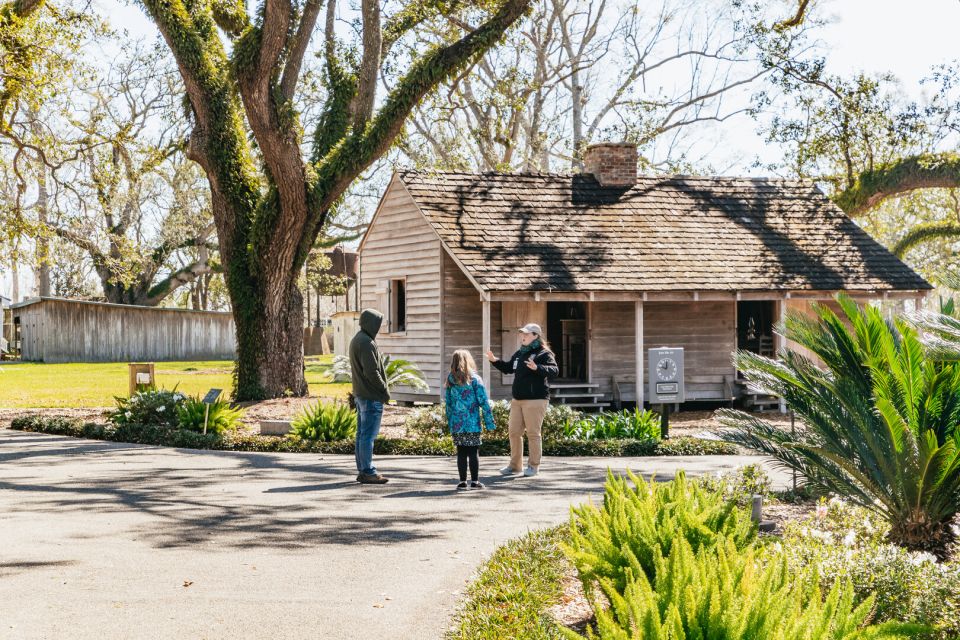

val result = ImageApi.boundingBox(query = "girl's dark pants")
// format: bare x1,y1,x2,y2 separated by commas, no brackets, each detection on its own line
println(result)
456,445,479,481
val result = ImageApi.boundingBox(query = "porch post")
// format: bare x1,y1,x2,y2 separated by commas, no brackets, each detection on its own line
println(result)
635,299,644,407
777,300,787,414
482,297,491,392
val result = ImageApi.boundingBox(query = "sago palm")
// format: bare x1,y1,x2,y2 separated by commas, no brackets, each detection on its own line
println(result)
719,294,960,554
328,354,429,392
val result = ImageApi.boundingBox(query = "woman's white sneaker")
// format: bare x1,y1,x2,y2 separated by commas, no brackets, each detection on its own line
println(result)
499,466,519,475
523,466,538,477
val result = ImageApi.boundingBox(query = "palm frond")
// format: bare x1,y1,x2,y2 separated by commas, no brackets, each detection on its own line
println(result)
723,294,960,555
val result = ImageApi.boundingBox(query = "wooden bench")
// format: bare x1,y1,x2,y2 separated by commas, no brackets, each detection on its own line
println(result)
612,374,735,408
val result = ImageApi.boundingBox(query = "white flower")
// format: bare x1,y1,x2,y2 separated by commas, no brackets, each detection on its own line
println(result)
157,406,166,413
908,552,937,566
842,530,856,547
815,504,828,521
124,411,131,419
809,529,833,543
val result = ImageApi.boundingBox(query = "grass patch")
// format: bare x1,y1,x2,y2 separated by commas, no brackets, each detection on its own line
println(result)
0,356,349,407
449,527,569,640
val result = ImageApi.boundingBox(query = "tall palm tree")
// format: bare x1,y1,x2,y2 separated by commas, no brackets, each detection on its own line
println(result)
719,294,960,554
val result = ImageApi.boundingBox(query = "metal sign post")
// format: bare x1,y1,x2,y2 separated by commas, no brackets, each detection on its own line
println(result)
648,347,685,439
201,388,222,435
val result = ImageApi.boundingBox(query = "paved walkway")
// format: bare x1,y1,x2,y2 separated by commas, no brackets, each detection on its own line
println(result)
0,428,787,639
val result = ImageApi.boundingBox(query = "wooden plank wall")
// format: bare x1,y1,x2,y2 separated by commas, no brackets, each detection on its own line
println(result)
438,252,510,400
591,300,736,400
359,182,443,396
590,302,636,396
14,299,235,363
644,301,736,399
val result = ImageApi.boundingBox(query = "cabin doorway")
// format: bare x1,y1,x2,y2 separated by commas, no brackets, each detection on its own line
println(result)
546,301,588,382
737,300,776,358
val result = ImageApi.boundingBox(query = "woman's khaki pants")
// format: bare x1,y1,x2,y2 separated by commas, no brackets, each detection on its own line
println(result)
508,399,549,471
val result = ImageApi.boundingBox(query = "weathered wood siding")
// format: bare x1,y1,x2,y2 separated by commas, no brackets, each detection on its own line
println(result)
438,252,512,399
359,180,443,396
13,298,235,363
644,301,736,400
591,300,736,400
590,301,636,396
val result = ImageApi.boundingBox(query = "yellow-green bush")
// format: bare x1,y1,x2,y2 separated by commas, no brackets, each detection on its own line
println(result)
563,471,757,598
565,536,924,640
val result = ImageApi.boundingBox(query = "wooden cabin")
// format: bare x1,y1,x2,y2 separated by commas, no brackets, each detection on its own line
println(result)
359,143,931,408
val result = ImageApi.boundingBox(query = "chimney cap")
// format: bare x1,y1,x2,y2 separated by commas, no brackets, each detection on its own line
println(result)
585,141,637,148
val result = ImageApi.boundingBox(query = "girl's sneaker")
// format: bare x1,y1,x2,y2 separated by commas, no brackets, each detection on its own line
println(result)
470,481,485,489
456,481,468,490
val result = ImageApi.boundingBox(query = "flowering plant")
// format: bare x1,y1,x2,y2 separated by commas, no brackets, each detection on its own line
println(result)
110,388,186,427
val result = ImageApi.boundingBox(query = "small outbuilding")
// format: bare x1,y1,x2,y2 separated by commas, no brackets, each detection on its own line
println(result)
358,143,931,407
12,297,236,363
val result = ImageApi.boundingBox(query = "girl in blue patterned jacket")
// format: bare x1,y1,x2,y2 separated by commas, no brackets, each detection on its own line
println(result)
445,349,496,489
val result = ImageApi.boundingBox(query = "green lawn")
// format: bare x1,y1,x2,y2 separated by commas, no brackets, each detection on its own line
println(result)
0,355,350,407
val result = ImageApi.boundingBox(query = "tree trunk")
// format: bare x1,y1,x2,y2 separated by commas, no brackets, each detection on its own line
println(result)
233,277,307,399
31,116,51,296
10,240,20,302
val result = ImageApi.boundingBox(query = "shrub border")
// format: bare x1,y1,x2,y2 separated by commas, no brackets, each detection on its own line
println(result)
8,415,738,457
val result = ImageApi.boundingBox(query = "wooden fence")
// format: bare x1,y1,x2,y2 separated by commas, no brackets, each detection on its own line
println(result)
12,297,236,363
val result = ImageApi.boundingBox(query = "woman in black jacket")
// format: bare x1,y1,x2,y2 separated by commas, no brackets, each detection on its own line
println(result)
485,323,559,477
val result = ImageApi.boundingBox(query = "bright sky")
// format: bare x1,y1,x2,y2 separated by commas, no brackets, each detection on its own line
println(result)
4,0,960,300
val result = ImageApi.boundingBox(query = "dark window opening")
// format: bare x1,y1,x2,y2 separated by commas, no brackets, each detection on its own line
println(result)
391,279,406,332
546,301,587,381
737,300,775,359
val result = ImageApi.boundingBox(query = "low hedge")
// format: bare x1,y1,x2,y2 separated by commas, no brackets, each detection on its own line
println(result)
8,415,737,457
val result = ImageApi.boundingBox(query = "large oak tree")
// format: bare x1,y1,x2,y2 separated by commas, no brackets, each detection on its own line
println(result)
2,0,532,399
767,1,960,240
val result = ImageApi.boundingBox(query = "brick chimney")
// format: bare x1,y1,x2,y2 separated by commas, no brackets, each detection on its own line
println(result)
583,142,638,187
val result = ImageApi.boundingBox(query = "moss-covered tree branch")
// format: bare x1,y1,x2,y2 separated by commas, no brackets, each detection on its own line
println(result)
0,0,47,121
891,221,960,258
381,0,464,56
300,0,532,264
832,152,960,216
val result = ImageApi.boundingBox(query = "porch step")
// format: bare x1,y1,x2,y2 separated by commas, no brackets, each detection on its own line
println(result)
552,390,605,397
551,382,600,389
743,394,781,410
563,402,611,409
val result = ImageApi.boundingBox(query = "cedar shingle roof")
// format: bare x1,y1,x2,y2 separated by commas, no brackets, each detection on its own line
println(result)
397,170,932,293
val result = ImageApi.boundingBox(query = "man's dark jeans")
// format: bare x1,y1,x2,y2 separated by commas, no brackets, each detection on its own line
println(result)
354,396,384,476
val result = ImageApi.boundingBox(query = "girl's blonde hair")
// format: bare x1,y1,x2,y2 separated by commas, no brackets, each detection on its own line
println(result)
448,349,477,386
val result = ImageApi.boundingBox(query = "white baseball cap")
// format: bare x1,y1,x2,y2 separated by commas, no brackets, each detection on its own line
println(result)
519,323,542,335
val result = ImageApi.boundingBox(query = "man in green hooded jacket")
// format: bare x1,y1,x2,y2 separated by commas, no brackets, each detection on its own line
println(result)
349,309,390,484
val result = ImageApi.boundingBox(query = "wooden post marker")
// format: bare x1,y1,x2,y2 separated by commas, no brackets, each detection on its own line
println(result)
128,363,156,396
